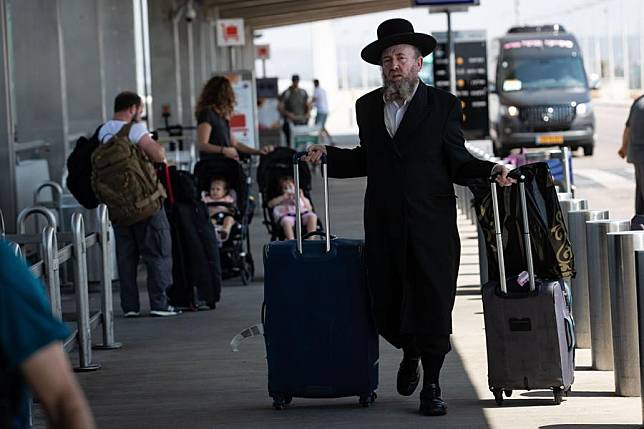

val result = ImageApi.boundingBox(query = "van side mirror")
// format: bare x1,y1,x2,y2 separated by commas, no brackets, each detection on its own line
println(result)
588,73,601,90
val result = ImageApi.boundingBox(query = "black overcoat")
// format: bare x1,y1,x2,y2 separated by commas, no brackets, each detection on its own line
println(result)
326,83,495,348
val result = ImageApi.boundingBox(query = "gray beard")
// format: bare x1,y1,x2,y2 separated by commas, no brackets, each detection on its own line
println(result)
381,73,419,103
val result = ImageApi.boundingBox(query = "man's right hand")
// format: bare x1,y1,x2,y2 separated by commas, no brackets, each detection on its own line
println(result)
222,146,239,161
301,144,327,164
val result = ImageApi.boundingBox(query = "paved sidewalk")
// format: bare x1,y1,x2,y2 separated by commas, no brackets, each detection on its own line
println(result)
60,175,643,429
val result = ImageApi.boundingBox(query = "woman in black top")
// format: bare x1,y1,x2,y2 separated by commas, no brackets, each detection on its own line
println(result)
196,76,271,160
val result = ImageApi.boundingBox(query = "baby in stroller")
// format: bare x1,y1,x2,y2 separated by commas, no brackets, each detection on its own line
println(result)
267,176,318,240
202,176,237,241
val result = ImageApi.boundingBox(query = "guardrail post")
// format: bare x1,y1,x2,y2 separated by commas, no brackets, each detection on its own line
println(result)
634,250,644,427
71,213,101,371
567,209,609,349
607,230,644,396
93,204,121,350
586,219,631,370
42,226,62,319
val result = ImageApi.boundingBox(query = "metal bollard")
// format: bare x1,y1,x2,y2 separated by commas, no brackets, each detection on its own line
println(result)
586,219,631,370
559,199,588,228
567,210,609,348
93,204,121,350
561,146,572,195
634,250,644,425
42,226,62,319
71,213,100,371
607,230,644,396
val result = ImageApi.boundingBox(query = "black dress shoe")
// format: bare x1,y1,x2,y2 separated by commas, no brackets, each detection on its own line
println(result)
397,358,420,396
419,384,447,416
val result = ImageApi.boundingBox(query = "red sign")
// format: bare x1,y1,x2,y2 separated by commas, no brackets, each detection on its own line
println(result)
256,44,270,60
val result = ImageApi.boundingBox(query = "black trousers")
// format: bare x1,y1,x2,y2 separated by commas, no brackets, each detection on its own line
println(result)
401,333,451,358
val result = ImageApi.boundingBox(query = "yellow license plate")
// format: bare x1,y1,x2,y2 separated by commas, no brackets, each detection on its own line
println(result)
536,135,564,145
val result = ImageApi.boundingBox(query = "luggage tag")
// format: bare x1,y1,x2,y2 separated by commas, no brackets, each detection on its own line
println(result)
230,323,264,352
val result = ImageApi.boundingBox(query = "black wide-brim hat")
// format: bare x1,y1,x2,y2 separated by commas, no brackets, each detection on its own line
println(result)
361,18,437,65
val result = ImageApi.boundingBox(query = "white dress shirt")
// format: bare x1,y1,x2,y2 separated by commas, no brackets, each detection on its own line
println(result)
383,81,420,138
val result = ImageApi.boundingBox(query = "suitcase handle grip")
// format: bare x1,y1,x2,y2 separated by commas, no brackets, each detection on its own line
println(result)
489,171,536,294
293,152,331,254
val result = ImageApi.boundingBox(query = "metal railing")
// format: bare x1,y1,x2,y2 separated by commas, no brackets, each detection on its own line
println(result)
3,203,121,371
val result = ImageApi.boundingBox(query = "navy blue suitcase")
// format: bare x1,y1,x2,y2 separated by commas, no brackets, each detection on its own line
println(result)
262,154,379,409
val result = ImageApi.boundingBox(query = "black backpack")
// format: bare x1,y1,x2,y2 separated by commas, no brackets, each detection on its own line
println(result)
66,125,102,209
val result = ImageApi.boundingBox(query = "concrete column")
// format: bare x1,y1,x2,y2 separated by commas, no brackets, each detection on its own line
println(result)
0,0,17,231
148,0,207,128
61,0,104,136
100,0,137,117
148,0,178,129
10,0,68,185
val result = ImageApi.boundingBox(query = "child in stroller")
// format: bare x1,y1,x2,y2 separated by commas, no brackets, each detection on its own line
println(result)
257,147,323,241
202,176,236,242
267,176,318,240
194,156,255,285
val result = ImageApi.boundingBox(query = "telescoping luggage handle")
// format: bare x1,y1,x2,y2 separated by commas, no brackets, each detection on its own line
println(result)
489,172,536,294
293,152,331,254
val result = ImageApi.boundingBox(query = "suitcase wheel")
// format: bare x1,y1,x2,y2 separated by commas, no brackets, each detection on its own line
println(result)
491,388,504,406
553,387,564,405
358,392,377,407
271,394,292,410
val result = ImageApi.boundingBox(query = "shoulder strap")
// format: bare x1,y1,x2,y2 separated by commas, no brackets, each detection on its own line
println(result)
91,123,103,140
117,121,135,139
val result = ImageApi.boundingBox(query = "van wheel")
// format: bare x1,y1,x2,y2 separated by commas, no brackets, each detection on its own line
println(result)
583,145,594,156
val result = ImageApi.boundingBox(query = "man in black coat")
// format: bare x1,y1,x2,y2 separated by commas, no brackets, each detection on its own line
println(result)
303,18,513,416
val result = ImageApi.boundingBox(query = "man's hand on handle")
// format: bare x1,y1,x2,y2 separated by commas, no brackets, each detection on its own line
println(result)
301,144,327,164
492,164,515,187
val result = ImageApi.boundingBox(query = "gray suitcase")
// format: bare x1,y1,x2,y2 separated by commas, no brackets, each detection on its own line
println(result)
481,173,575,406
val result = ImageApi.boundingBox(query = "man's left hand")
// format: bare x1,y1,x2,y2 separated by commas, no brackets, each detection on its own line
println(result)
493,164,515,187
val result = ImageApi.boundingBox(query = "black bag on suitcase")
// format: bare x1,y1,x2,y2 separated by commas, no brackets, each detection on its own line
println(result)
481,172,575,406
470,162,575,281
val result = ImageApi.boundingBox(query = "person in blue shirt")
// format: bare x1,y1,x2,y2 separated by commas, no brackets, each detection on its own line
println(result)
0,240,95,428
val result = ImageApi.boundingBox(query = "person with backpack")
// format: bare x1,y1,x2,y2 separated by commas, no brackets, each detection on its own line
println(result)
92,91,178,318
278,74,309,147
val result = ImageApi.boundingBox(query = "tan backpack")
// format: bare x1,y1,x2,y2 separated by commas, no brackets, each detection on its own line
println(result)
91,122,166,226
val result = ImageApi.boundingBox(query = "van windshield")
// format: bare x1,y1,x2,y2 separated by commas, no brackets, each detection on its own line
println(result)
500,56,587,92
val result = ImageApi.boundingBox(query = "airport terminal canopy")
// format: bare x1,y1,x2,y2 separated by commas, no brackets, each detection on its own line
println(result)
206,0,411,29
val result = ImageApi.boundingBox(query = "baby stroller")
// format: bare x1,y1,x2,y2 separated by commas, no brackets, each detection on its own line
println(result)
194,156,255,285
257,147,322,241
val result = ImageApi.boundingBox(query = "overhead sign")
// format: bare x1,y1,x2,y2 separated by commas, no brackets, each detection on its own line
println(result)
222,71,258,149
415,0,479,5
256,44,270,60
217,19,245,47
433,30,489,139
418,0,480,13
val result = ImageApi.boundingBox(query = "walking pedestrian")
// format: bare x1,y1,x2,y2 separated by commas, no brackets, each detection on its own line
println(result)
303,18,513,416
